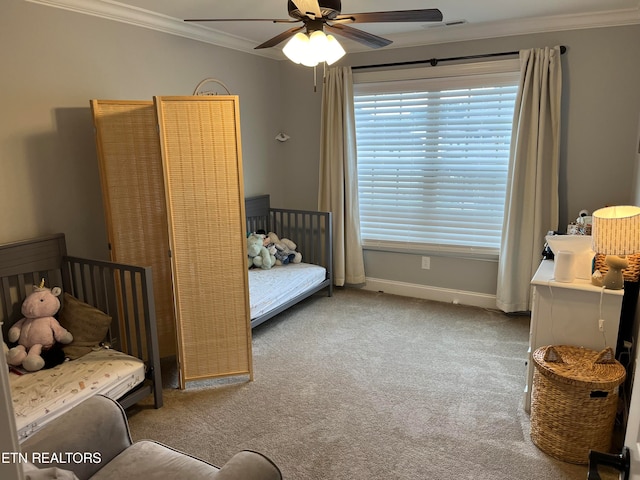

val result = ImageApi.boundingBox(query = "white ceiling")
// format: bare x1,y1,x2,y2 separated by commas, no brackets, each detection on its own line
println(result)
33,0,640,59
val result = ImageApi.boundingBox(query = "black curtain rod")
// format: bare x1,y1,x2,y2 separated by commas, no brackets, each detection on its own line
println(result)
352,45,566,71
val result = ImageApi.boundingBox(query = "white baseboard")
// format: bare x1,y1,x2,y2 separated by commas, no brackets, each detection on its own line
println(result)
361,277,497,310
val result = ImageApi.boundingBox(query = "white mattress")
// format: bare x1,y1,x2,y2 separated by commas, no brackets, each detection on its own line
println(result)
10,348,145,442
249,262,326,319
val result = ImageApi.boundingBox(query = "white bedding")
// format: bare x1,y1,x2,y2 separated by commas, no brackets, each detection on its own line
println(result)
249,262,326,319
10,348,145,442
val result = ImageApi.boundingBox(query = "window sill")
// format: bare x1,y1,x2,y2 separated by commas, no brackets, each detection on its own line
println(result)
361,240,499,261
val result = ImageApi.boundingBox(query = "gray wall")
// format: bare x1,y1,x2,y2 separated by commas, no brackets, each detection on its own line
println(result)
0,0,283,258
272,63,325,210
279,25,640,298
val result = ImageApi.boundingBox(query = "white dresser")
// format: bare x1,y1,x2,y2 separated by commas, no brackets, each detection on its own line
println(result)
524,259,624,412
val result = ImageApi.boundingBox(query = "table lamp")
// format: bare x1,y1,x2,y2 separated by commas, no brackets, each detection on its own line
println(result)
591,205,640,289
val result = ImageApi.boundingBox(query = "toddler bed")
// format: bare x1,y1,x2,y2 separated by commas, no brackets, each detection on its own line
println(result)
245,195,333,328
0,233,162,442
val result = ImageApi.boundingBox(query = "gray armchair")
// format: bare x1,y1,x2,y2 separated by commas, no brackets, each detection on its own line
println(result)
20,395,282,480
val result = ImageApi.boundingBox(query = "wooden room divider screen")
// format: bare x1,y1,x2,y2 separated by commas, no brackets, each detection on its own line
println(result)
155,96,252,388
90,100,176,359
91,97,253,389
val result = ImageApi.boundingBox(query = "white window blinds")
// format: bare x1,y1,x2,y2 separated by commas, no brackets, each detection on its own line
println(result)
353,62,519,255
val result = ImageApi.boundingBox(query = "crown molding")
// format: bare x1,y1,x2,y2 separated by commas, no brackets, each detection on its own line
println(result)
25,0,283,59
379,6,640,52
26,0,640,59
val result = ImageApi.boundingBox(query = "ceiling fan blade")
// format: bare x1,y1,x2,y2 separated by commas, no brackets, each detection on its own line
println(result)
325,23,392,49
290,0,323,19
184,18,295,23
255,25,305,49
336,9,443,23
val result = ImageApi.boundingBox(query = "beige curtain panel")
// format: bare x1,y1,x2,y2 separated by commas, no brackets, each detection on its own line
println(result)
318,66,366,286
497,46,563,313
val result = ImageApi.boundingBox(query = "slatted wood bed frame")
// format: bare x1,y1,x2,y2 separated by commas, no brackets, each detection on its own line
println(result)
0,233,163,410
245,195,333,328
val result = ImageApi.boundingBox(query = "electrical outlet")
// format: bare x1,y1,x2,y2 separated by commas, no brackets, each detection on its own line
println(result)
598,319,605,332
421,256,431,269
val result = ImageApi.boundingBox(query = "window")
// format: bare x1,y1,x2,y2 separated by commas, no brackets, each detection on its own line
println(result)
353,60,520,256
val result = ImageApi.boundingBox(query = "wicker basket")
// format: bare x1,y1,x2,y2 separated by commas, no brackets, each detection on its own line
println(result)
530,345,626,464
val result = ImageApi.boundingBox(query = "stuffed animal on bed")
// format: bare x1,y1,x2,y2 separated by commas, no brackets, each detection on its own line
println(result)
6,280,73,372
247,232,275,270
267,232,302,265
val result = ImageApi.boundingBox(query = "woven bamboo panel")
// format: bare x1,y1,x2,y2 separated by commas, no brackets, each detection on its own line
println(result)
91,100,176,358
154,96,252,388
530,345,625,464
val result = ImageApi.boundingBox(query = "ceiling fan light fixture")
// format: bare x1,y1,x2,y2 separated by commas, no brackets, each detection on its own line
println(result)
325,34,346,65
282,29,345,67
283,32,309,64
307,30,329,65
186,3,443,59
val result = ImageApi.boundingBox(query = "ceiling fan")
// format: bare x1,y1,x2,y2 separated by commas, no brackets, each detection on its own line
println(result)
185,0,443,66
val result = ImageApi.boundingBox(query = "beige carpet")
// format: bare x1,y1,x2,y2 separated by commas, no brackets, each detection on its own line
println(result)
127,288,618,479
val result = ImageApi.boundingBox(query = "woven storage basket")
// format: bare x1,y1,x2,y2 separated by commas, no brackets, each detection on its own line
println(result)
530,345,625,464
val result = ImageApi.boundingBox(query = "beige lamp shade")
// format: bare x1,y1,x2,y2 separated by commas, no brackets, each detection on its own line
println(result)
591,205,640,255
